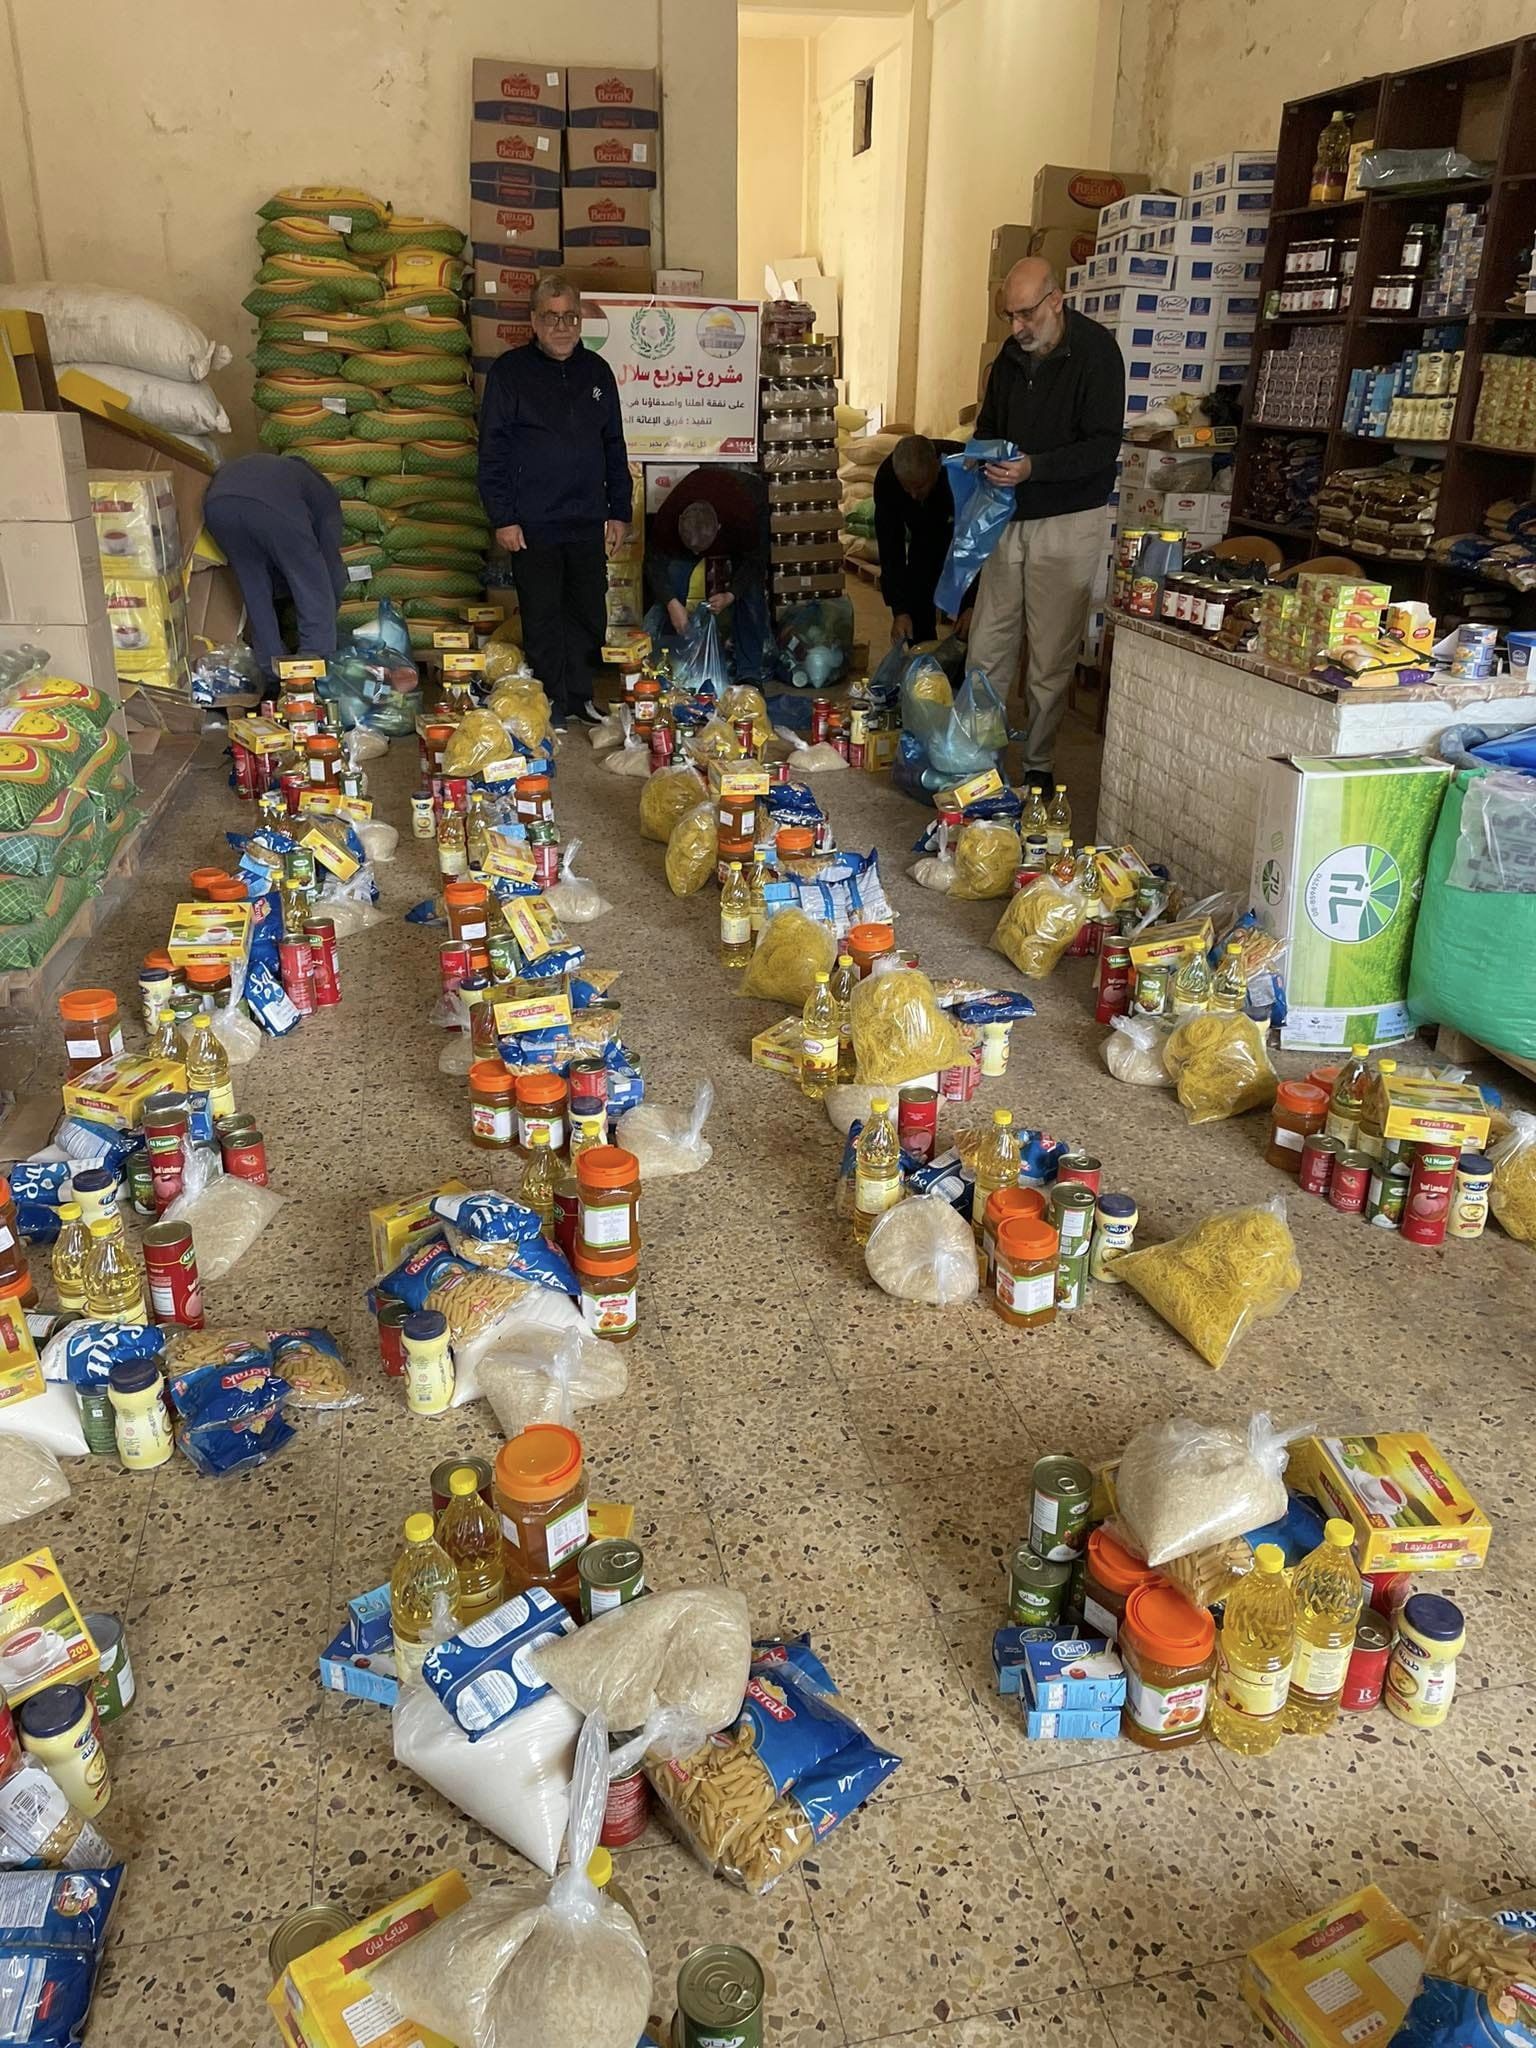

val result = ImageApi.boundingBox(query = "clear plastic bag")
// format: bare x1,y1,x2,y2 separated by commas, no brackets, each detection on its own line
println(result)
1490,1109,1536,1244
851,966,969,1085
443,708,522,781
615,1083,713,1178
355,817,398,863
786,740,848,775
1163,1012,1279,1124
477,1324,627,1436
1360,147,1492,190
717,684,770,747
390,1682,583,1879
909,848,956,893
1102,1014,1175,1086
991,876,1086,979
865,1196,978,1305
676,609,730,697
604,712,652,778
936,441,1020,617
948,820,1021,901
664,802,718,896
163,1149,284,1282
739,907,835,1005
208,959,262,1067
1114,1412,1305,1566
1114,1196,1302,1369
824,1083,883,1135
1397,1896,1536,2048
928,669,1010,779
0,1383,86,1458
588,709,625,753
532,1588,752,1758
0,1438,70,1524
544,840,611,923
376,1710,652,2048
316,871,385,934
639,764,706,843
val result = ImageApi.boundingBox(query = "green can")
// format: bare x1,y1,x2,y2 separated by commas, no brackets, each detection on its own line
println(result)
578,1539,646,1619
78,1390,118,1458
1133,963,1170,1016
1049,1184,1097,1249
125,1149,156,1218
82,1612,134,1723
1029,1454,1094,1563
1055,1239,1091,1313
676,1945,765,2048
1368,1160,1411,1230
1008,1543,1071,1626
284,846,316,889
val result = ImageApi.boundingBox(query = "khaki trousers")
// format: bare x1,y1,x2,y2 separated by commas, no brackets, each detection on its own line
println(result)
966,507,1105,773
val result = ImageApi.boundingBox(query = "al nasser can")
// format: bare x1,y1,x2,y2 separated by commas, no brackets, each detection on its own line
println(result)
810,698,831,744
1029,1454,1093,1563
1055,1153,1102,1197
897,1085,939,1162
429,1456,494,1516
1008,1543,1071,1626
601,1733,651,1849
1298,1132,1339,1198
676,1946,766,2048
578,1539,647,1619
1402,1144,1458,1246
82,1613,135,1725
304,917,340,1006
141,1221,204,1328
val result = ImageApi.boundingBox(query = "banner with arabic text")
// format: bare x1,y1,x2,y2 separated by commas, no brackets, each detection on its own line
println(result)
580,295,760,461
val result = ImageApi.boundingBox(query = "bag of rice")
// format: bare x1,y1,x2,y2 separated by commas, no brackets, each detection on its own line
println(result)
1114,1195,1301,1368
1113,1412,1303,1566
1102,1014,1175,1086
1162,1012,1278,1124
738,907,835,1006
533,1587,751,1758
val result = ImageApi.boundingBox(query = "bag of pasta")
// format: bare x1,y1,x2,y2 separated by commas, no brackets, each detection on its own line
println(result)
487,673,552,751
1397,1898,1536,2048
990,875,1086,979
739,907,835,1005
443,708,522,780
482,639,527,685
1114,1195,1301,1369
851,965,969,1085
644,1639,900,1895
1490,1109,1536,1244
717,683,769,749
948,820,1021,901
639,763,706,842
665,802,717,896
1162,1011,1278,1124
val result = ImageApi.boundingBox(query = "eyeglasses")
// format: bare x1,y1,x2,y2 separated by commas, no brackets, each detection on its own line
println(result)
535,310,582,329
1006,289,1059,325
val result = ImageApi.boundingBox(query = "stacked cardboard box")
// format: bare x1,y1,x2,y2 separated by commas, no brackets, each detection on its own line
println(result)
468,59,658,389
0,415,122,701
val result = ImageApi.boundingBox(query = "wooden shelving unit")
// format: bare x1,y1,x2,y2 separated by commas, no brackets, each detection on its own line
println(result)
1228,36,1536,621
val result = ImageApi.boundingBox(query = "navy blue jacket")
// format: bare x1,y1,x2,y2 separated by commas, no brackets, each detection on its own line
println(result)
477,341,632,542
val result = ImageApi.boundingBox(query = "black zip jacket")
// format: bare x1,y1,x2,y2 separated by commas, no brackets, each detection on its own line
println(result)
976,308,1124,521
872,438,961,617
477,341,632,541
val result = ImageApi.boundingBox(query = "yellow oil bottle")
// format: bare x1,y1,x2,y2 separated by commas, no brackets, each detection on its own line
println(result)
1210,1542,1295,1756
719,862,752,968
852,1097,903,1244
971,1109,1022,1246
82,1219,147,1325
390,1514,460,1685
800,972,838,1100
50,1200,91,1314
1284,1519,1363,1734
830,953,858,1082
436,1468,505,1621
184,1014,235,1120
518,1127,559,1235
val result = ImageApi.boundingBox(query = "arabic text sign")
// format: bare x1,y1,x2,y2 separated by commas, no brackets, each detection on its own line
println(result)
580,295,760,460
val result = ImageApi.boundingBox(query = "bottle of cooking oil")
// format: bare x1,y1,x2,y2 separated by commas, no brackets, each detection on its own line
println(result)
1170,946,1214,1016
1283,1519,1363,1734
719,862,752,968
1210,1542,1295,1756
1049,838,1077,885
971,1108,1022,1245
1310,107,1353,206
1045,783,1072,854
1355,1057,1398,1162
390,1513,461,1685
1211,940,1248,1015
747,851,772,939
150,1006,184,1061
800,972,838,1100
1020,784,1049,836
50,1200,91,1314
518,1127,559,1235
184,1014,236,1119
1074,845,1104,914
464,790,494,875
852,1097,903,1244
830,953,858,1081
437,1467,505,1621
82,1218,147,1325
1325,1044,1373,1145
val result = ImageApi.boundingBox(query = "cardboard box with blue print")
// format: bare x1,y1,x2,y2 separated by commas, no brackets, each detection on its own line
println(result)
561,188,651,249
468,120,560,192
563,130,657,189
566,65,658,130
470,58,566,128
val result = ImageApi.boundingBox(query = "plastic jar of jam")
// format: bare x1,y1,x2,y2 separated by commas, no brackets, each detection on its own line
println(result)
516,1070,568,1153
1384,1592,1464,1730
514,774,554,825
421,721,455,783
305,733,343,788
469,1060,516,1148
184,962,233,1012
1119,1581,1215,1749
847,921,896,977
0,1184,35,1305
776,825,814,860
495,1424,590,1609
188,866,230,899
443,880,490,947
1081,1525,1162,1644
993,1216,1059,1330
575,1241,639,1340
981,1187,1049,1287
1265,1080,1329,1174
576,1147,640,1254
58,990,124,1078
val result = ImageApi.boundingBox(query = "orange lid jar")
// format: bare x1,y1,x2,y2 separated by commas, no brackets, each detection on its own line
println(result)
306,733,343,788
1081,1525,1163,1644
0,1181,36,1303
188,866,231,899
847,921,896,977
993,1215,1059,1330
184,962,233,1010
574,1240,639,1342
514,774,554,824
495,1424,589,1609
443,879,491,945
58,988,124,1079
204,876,250,904
575,1146,640,1255
516,1069,568,1153
775,824,814,859
468,1059,516,1148
1119,1581,1215,1749
982,1186,1049,1286
1265,1080,1329,1174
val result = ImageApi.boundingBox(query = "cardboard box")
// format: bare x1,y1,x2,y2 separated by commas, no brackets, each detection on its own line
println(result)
0,614,117,695
563,129,658,188
864,726,899,773
1191,149,1277,193
1099,192,1182,233
1089,287,1208,321
1378,1073,1493,1152
1241,1887,1422,2048
1107,319,1211,359
369,1178,471,1275
1126,915,1213,971
470,313,534,360
656,268,704,293
317,1587,397,1706
467,194,562,265
1289,1434,1491,1574
472,259,554,304
1022,1707,1121,1740
561,188,651,247
751,1015,803,1078
62,1053,185,1131
0,1550,99,1707
1023,1636,1126,1711
1029,225,1097,275
467,120,561,189
89,471,181,578
0,412,90,523
1032,164,1150,232
1184,256,1265,288
566,66,659,129
1157,220,1267,254
1088,249,1177,286
0,519,104,627
566,256,655,295
267,1873,471,2048
167,898,253,968
1249,752,1451,1049
987,224,1034,280
1190,188,1273,223
470,59,566,126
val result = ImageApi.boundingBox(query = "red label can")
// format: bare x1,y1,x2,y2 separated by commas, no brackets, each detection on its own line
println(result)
1365,1570,1413,1619
1094,942,1131,1023
939,1055,979,1103
554,1183,580,1262
143,1111,186,1214
1055,1152,1102,1197
600,1757,651,1848
810,698,830,745
279,936,316,1016
734,717,756,756
1068,917,1101,958
221,1131,269,1186
439,939,471,994
897,1085,938,1162
377,1299,409,1378
1340,1613,1394,1711
1299,1132,1339,1198
848,740,866,771
0,1701,17,1782
231,742,257,801
1401,1143,1457,1245
442,775,471,816
142,1221,204,1328
648,723,674,771
1328,1148,1371,1214
279,770,305,817
304,918,341,1007
532,841,561,889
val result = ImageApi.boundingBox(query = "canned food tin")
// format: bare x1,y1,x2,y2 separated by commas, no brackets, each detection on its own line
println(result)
1402,1143,1458,1246
602,1730,652,1849
1055,1239,1091,1312
939,1055,980,1103
279,936,316,1016
1328,1149,1371,1214
221,1130,269,1185
142,1221,204,1328
125,1149,156,1218
1367,1161,1410,1230
1049,1184,1098,1247
1341,1613,1394,1712
82,1613,134,1725
439,939,471,993
1029,1454,1094,1563
429,1456,493,1516
269,1905,356,1981
676,1945,766,2048
1095,941,1132,1023
303,917,340,1006
77,1390,118,1457
1008,1543,1071,1626
897,1085,938,1162
1055,1154,1102,1198
1133,964,1170,1016
579,1540,647,1618
377,1298,410,1379
1298,1132,1339,1198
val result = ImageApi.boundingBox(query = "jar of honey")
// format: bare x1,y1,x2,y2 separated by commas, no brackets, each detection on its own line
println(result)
981,1187,1049,1288
575,1147,640,1255
1119,1581,1215,1750
514,774,554,826
305,733,343,788
468,1060,516,1148
1265,1080,1329,1175
574,1241,639,1341
495,1424,590,1611
776,825,814,861
443,880,491,946
1081,1525,1162,1644
58,990,124,1079
847,922,896,978
993,1216,1058,1330
516,1070,568,1153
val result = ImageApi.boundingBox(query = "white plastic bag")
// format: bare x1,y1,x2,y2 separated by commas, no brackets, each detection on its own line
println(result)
375,1710,651,2048
478,1325,627,1436
0,1386,86,1461
0,1439,70,1525
588,711,625,753
356,818,399,864
615,1082,714,1178
865,1195,978,1306
1114,1413,1305,1566
825,1083,883,1135
543,839,611,923
210,961,261,1067
163,1149,284,1282
909,849,956,893
603,711,651,777
317,867,384,934
392,1682,583,1876
787,741,849,775
533,1588,751,1761
6,283,231,379
1102,1014,1174,1086
60,362,229,435
452,1284,592,1389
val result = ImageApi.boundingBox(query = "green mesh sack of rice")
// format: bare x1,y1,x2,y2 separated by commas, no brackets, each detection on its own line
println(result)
295,440,402,478
402,598,470,621
340,500,388,539
251,341,344,376
384,314,471,356
388,380,475,416
260,311,388,354
381,514,488,553
355,408,474,445
255,255,384,303
373,565,483,600
0,872,93,971
257,186,387,233
0,783,101,878
389,546,485,575
366,474,481,510
341,349,450,390
330,479,372,503
378,251,466,292
341,541,388,576
244,279,349,318
348,217,464,258
376,289,465,321
403,441,478,479
257,217,350,260
253,373,378,415
259,404,351,450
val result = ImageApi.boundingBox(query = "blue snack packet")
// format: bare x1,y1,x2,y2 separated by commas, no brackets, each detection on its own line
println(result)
953,991,1036,1025
0,1949,98,2045
1395,1908,1536,2048
0,1869,124,1955
167,1359,293,1477
405,898,446,925
42,1321,165,1390
429,1193,576,1296
245,959,302,1036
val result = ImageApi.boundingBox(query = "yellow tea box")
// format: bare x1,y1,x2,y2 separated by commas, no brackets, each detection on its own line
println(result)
1289,1433,1491,1573
0,1549,99,1706
267,1871,470,2048
1241,1886,1422,2048
368,1178,470,1275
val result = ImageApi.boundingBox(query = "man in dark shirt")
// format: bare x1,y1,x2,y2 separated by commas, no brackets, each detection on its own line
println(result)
203,453,347,680
645,466,771,681
872,435,967,645
971,258,1123,784
477,274,632,725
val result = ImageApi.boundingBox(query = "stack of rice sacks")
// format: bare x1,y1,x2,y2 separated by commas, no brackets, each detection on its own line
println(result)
0,671,137,972
244,187,490,651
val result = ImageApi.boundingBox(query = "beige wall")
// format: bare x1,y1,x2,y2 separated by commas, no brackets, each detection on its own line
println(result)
0,0,737,442
738,35,810,296
1114,0,1536,187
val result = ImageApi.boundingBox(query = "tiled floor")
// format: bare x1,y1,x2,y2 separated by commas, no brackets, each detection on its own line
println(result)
7,675,1534,2048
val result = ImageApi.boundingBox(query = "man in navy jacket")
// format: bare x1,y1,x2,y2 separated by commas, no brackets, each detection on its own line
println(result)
477,275,632,724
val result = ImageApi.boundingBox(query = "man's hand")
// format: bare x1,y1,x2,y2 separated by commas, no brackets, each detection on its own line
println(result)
495,523,527,553
892,612,914,645
666,598,689,635
984,453,1032,486
705,591,733,613
604,519,628,557
955,607,974,642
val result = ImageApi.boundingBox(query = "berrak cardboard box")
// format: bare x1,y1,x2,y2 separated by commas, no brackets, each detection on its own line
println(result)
566,66,659,128
470,60,566,127
467,121,560,191
563,130,658,188
561,189,652,248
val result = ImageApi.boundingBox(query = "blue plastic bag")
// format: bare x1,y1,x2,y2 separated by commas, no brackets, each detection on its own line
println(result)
167,1358,294,1477
936,441,1019,617
0,1870,123,1955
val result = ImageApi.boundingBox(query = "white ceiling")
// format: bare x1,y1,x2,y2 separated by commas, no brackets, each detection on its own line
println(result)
739,0,912,38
